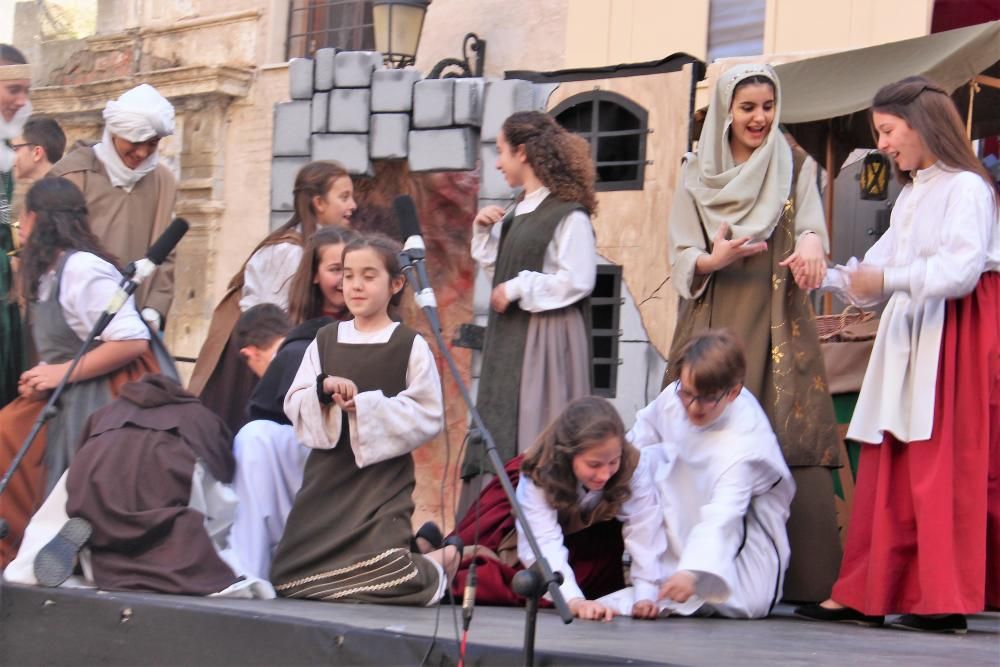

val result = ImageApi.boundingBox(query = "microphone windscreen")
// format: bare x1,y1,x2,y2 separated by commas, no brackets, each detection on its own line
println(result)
393,195,422,239
147,218,190,265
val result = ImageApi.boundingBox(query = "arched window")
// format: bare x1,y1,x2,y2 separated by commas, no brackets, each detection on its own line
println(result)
552,91,648,191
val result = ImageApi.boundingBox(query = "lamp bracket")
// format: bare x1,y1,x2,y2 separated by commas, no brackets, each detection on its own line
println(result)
428,32,486,79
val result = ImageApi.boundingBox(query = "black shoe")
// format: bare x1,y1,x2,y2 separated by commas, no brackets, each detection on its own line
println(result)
34,517,92,588
794,602,885,626
889,614,967,634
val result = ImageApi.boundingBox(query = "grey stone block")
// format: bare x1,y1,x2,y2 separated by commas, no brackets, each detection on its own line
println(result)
533,83,560,111
407,128,478,172
370,113,409,160
271,157,308,211
478,142,516,199
289,58,314,100
371,68,421,112
270,210,292,231
454,78,485,126
273,101,311,157
312,133,372,176
481,79,535,141
328,89,371,133
311,92,330,133
314,48,338,91
333,50,383,88
412,79,454,128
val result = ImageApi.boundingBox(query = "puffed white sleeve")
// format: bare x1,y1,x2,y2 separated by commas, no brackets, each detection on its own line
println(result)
882,174,995,301
60,252,150,342
349,334,443,468
617,454,665,603
503,210,597,312
516,476,586,602
676,457,776,603
471,221,502,282
240,242,304,312
626,387,668,449
283,339,345,449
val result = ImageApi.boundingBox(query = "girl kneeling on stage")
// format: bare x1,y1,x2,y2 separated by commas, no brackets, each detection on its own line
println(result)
269,234,458,605
452,396,665,621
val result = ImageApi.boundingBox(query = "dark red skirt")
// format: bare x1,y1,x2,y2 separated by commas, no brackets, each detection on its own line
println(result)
450,456,625,606
832,272,1000,615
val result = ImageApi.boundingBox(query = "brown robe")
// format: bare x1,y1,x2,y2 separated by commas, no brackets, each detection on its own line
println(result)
49,143,178,317
65,374,238,595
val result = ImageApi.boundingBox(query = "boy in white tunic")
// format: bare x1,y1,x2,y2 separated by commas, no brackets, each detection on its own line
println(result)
604,329,795,618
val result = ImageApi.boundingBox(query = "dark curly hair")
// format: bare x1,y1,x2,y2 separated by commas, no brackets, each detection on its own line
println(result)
19,177,119,300
521,396,638,524
501,111,598,214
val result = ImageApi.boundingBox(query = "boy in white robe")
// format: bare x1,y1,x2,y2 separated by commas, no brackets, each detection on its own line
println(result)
602,329,795,618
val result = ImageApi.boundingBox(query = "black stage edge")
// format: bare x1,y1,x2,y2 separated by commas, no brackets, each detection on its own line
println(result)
0,583,665,666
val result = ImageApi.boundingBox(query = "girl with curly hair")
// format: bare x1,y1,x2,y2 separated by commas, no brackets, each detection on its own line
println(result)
0,177,165,565
451,396,664,621
461,111,599,484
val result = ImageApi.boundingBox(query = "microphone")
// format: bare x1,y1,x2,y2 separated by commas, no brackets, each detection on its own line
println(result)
462,561,477,629
105,218,189,316
393,196,441,331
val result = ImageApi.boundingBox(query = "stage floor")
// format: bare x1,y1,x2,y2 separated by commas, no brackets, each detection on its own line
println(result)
1,582,997,666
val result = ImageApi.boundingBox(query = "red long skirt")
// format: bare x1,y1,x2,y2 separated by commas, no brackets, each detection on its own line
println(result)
831,273,1000,615
450,456,626,606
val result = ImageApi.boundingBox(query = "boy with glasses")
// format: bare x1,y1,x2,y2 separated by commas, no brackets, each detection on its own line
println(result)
603,329,795,618
11,116,65,183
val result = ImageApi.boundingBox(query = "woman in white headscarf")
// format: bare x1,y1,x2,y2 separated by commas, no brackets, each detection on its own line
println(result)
663,63,842,603
49,83,178,328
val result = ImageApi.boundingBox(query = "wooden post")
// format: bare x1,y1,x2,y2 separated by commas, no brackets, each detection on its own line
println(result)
966,79,980,139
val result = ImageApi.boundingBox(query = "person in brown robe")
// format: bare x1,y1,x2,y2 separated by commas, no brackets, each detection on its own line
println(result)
48,83,178,326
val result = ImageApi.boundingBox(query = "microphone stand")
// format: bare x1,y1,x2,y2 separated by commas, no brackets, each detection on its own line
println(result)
0,271,141,540
398,250,573,667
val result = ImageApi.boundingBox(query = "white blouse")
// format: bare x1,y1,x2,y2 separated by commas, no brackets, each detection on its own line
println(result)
240,241,304,312
283,320,443,468
515,454,664,605
847,164,998,444
471,187,597,312
37,251,150,343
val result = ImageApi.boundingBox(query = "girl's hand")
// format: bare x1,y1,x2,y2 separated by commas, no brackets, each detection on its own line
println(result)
20,362,68,395
323,376,358,402
490,284,511,313
848,265,884,302
779,232,826,290
631,599,659,620
473,205,507,228
334,394,357,414
659,571,697,603
701,223,768,274
568,598,616,622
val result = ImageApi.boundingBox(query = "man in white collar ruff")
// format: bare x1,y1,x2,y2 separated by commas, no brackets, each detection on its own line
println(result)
0,43,32,408
49,83,178,329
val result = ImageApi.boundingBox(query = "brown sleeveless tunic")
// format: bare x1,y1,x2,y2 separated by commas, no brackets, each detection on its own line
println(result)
270,322,440,605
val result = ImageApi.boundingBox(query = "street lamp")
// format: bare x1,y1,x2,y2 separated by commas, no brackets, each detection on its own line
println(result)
372,0,430,69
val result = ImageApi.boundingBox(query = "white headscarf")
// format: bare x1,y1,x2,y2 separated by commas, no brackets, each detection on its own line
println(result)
682,63,793,242
0,100,32,173
93,84,175,192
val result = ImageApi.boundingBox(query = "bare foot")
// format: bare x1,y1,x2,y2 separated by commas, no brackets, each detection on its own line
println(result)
820,599,846,610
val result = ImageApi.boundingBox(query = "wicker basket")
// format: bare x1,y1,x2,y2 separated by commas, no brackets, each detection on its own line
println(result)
816,306,875,342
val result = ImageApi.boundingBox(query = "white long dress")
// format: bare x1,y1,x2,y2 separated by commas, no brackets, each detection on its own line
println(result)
603,384,795,618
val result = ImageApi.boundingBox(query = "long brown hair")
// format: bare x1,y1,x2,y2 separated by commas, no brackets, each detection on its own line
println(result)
871,76,998,202
228,160,352,291
521,396,638,523
501,111,598,214
286,225,360,324
19,177,120,299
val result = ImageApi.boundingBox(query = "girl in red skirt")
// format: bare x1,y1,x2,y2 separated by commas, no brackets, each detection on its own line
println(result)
796,76,999,633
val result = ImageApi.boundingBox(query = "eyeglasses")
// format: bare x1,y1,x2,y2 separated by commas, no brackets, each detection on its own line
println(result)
9,143,35,151
675,382,728,409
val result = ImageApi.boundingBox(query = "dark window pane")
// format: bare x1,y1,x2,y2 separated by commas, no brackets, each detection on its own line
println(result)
598,100,640,131
593,364,612,391
593,271,617,297
289,0,375,58
592,304,615,330
555,102,593,133
596,132,640,163
597,163,639,183
592,336,613,359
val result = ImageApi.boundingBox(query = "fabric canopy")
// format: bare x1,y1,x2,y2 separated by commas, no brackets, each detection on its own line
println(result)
773,20,1000,173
